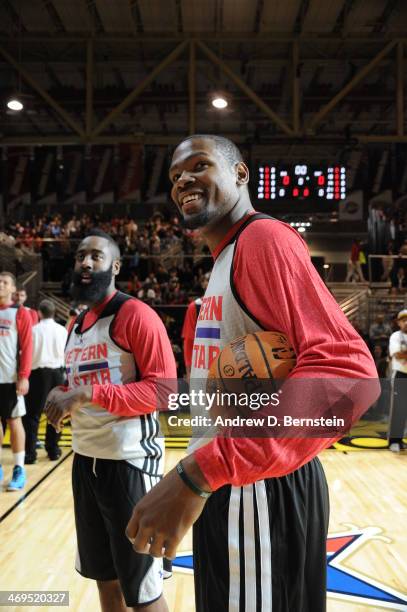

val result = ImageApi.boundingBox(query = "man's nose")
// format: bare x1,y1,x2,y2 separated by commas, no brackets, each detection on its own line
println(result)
177,171,195,189
80,255,93,269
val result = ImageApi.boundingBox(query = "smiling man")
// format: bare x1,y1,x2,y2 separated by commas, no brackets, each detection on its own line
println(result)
45,229,175,612
126,135,379,612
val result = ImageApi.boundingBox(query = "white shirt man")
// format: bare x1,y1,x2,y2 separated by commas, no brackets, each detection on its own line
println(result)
388,309,407,451
31,317,67,370
23,299,68,463
389,327,407,374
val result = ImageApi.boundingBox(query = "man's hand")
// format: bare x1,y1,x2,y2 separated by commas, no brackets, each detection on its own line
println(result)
45,386,92,432
16,377,29,396
126,455,211,559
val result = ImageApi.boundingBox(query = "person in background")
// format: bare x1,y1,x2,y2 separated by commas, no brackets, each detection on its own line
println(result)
0,271,32,491
369,314,392,349
381,241,395,282
345,238,365,282
23,299,68,464
181,279,208,381
388,309,407,452
182,297,202,382
14,286,39,324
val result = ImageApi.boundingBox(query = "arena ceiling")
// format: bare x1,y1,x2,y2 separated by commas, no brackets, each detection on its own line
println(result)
0,0,406,151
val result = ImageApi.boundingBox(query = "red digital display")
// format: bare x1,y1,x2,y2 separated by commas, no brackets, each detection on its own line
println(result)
257,165,346,201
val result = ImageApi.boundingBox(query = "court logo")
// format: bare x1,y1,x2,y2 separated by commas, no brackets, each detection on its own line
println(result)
173,526,407,609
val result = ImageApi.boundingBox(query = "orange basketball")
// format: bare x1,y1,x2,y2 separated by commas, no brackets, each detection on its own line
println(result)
209,331,296,384
207,331,296,419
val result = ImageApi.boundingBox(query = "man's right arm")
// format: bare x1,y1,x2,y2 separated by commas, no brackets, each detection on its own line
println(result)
92,299,177,416
194,221,380,489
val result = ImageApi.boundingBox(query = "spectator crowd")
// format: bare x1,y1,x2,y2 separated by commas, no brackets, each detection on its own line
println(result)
1,213,212,304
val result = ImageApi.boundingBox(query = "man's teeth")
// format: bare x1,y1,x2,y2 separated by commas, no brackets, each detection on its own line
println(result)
182,193,201,205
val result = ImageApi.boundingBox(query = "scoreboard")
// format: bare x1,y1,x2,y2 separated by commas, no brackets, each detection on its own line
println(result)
256,165,346,201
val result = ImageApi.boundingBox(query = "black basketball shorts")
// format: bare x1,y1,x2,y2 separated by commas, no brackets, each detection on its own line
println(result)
72,453,168,607
193,457,329,612
0,383,17,419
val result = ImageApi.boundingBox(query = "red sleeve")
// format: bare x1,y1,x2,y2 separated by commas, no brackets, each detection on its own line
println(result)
195,220,379,490
29,308,39,324
67,317,76,333
16,307,33,379
182,301,198,368
92,299,177,416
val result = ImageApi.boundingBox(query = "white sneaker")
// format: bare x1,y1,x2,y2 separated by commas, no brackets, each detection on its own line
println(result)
389,443,401,452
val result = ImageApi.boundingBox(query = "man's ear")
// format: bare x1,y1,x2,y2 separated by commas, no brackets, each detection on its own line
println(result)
235,161,249,185
112,259,121,276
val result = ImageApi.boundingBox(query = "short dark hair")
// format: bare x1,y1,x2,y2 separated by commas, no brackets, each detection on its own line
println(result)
178,134,243,166
83,229,121,260
38,299,55,319
0,271,17,285
16,286,27,293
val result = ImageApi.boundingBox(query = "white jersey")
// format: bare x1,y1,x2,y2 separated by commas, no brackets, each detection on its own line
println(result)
389,330,407,374
66,292,163,474
189,215,266,446
0,304,20,383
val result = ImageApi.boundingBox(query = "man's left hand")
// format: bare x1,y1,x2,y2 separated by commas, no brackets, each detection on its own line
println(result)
126,455,210,559
16,377,29,396
45,386,92,432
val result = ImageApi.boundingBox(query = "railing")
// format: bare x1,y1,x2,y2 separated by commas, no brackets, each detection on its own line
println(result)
20,270,41,305
338,288,370,332
368,294,407,322
368,254,407,284
38,290,71,321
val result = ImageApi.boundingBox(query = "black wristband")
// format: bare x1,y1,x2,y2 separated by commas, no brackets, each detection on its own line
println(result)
176,460,212,499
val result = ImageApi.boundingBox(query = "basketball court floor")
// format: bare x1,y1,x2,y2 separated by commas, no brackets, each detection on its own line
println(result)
1,420,406,612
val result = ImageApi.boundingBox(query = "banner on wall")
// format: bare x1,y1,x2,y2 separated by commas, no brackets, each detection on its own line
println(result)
7,148,31,208
33,148,57,205
62,149,86,205
88,146,114,204
117,144,143,202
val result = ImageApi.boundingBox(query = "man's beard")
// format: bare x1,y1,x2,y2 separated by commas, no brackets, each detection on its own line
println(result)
181,208,212,230
71,266,113,304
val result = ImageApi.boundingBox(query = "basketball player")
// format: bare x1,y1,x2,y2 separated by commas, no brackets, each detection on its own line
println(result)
126,135,379,611
45,230,175,612
23,299,68,463
0,271,32,491
388,309,407,451
181,277,207,380
14,286,39,324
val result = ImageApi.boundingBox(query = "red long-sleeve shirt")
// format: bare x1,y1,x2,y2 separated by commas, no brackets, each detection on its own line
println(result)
194,218,379,490
68,291,177,416
26,307,39,325
17,306,33,378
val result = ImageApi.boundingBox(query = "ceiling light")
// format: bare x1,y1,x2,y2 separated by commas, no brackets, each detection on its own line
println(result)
7,97,23,111
212,96,228,109
297,226,306,233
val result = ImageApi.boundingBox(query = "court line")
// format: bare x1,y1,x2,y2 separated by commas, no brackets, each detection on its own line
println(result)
0,450,73,524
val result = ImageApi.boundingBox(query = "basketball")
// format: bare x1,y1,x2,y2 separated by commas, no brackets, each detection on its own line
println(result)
207,331,296,420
